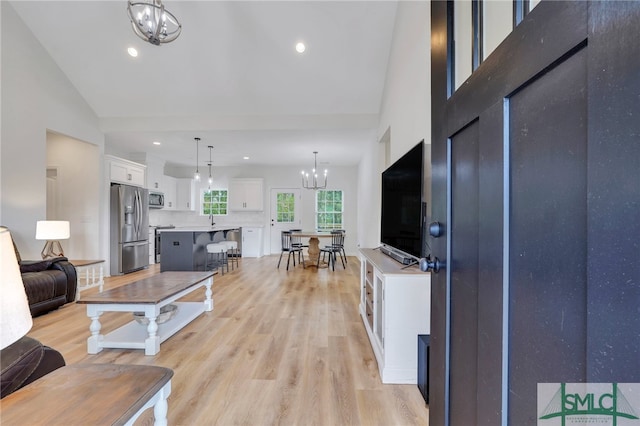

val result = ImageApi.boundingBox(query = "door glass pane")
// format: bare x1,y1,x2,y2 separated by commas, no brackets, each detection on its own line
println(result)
454,1,473,90
276,192,295,224
483,0,513,61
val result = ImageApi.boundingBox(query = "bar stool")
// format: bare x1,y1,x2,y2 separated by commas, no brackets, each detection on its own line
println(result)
206,243,228,275
219,240,239,270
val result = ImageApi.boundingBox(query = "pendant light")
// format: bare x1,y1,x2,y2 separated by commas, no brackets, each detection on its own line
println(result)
193,137,201,181
207,145,213,188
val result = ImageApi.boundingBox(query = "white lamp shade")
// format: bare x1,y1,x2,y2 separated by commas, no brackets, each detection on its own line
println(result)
35,221,70,240
0,227,33,349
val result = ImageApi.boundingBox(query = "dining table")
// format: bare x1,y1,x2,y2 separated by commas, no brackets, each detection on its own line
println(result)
290,231,334,267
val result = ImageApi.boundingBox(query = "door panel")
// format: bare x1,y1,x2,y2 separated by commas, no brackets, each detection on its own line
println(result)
449,121,480,426
269,189,301,254
508,47,588,424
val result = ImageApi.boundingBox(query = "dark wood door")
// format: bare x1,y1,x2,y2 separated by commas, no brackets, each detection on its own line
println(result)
430,2,640,425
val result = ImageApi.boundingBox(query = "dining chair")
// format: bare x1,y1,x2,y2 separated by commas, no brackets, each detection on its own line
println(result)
333,229,347,265
318,230,346,271
277,231,304,271
289,229,307,264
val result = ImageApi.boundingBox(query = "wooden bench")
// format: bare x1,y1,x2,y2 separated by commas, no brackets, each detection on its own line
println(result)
1,364,173,426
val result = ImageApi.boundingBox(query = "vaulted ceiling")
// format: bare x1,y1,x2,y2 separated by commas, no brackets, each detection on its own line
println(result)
11,1,398,168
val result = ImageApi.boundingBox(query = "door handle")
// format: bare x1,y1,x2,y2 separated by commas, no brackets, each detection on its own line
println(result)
420,256,444,273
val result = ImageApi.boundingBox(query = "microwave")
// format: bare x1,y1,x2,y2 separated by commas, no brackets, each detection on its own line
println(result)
149,192,165,209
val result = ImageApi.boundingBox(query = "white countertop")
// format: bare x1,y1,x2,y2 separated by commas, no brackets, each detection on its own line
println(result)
159,226,241,233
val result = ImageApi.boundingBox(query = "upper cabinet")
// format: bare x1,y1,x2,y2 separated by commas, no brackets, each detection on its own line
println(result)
229,178,264,211
146,159,165,192
106,155,145,187
162,175,177,210
176,178,196,211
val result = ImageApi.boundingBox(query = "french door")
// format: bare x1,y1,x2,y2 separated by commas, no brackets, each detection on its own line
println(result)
430,2,640,425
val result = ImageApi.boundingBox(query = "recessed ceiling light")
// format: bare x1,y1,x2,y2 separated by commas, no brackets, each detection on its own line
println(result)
153,141,161,146
295,42,306,53
127,47,138,57
243,156,250,160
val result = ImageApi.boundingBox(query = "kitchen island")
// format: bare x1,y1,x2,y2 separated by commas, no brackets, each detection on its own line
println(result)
160,227,241,272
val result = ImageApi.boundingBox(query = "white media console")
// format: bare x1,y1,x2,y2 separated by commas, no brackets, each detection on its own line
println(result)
359,248,431,384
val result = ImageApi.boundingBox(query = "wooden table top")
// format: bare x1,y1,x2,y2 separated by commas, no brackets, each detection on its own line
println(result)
77,271,215,305
1,364,173,425
290,231,333,238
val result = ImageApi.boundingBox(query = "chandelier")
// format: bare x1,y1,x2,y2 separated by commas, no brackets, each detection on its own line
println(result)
127,0,182,46
301,151,328,190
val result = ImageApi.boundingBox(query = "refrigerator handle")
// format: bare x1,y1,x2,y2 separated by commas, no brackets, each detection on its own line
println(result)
134,190,141,238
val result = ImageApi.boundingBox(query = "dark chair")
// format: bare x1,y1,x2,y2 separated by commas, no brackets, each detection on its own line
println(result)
318,230,346,271
289,229,307,263
333,229,347,265
277,231,304,271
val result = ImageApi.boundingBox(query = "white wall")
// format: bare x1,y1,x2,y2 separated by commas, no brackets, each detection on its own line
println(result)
148,163,359,256
378,1,431,162
46,132,101,259
1,3,104,258
358,1,431,253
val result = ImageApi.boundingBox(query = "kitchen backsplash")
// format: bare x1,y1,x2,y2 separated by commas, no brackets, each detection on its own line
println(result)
149,209,265,228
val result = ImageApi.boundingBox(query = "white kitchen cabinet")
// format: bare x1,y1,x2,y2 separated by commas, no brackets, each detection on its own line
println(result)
162,176,177,210
176,178,195,211
229,178,264,211
242,227,263,258
146,159,165,192
359,248,430,384
106,155,145,187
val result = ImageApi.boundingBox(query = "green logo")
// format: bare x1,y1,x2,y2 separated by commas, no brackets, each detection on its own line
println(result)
538,383,640,426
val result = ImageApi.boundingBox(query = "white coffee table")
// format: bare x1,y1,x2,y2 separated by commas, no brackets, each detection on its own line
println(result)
78,271,215,355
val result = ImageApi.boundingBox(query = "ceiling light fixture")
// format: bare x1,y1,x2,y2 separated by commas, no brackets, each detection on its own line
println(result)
243,156,250,160
193,137,201,181
295,42,306,53
153,141,161,145
301,151,327,190
127,0,182,46
207,146,214,187
127,47,138,57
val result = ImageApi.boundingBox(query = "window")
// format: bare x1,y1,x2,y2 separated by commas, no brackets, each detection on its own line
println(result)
316,190,343,230
201,189,228,215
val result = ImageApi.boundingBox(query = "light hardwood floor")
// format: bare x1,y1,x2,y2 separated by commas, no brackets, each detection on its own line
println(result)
28,255,429,425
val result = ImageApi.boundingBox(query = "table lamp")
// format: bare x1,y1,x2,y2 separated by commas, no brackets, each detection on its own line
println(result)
35,220,70,259
0,227,33,349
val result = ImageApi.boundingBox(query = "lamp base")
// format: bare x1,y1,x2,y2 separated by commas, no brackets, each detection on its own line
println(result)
41,241,64,259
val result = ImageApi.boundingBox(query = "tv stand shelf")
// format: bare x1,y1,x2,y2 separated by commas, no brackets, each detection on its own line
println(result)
359,248,430,384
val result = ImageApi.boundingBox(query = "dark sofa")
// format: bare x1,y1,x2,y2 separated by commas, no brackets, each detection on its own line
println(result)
11,238,77,317
20,258,77,316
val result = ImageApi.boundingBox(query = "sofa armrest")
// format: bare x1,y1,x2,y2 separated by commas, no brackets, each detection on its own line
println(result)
49,259,77,303
0,336,65,398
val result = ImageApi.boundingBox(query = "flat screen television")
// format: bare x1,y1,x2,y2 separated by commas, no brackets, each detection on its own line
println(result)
380,140,425,261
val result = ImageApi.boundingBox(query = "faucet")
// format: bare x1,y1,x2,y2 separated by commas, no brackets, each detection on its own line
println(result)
209,214,216,227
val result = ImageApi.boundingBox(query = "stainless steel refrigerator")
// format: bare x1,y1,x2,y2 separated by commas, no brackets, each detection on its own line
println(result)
110,184,149,275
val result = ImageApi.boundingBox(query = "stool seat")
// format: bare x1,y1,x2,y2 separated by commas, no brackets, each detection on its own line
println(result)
206,243,226,253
